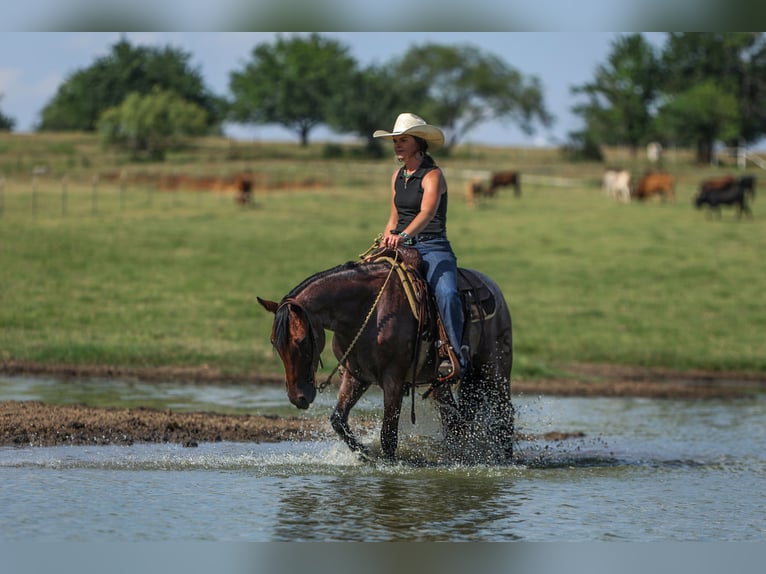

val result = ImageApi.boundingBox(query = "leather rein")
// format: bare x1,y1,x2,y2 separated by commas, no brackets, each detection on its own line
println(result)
318,249,401,392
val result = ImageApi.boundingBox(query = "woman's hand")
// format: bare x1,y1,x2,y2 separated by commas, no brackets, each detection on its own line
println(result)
382,231,403,249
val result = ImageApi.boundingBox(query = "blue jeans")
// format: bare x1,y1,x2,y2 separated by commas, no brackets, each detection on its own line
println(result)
415,238,465,368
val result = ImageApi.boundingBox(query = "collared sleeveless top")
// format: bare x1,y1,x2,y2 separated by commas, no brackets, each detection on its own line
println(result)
393,155,448,236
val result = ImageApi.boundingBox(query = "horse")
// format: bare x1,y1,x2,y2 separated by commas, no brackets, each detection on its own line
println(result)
257,248,514,462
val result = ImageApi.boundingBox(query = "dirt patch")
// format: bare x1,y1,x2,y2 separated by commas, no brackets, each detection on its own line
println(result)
513,362,765,399
1,401,333,447
1,360,763,448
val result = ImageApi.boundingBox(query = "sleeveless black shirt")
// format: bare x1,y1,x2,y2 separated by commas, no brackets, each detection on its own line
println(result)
393,155,448,236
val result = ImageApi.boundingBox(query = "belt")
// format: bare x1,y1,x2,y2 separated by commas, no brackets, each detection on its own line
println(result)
415,233,445,243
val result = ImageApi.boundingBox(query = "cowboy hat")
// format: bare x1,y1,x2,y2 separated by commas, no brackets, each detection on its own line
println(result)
373,113,444,150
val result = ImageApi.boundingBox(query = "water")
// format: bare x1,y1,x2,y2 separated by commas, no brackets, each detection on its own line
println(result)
1,376,764,541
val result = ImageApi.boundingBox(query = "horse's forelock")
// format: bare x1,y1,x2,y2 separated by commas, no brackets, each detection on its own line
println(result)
272,303,293,350
273,301,322,370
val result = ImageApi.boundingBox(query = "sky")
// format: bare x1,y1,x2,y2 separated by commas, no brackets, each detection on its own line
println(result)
0,32,668,148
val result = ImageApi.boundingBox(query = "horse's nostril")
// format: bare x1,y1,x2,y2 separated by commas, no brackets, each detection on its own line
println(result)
294,396,310,410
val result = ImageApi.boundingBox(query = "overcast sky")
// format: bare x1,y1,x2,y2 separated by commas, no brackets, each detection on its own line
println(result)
1,32,669,147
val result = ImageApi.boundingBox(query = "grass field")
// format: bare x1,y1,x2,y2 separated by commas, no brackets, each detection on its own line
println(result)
1,132,764,380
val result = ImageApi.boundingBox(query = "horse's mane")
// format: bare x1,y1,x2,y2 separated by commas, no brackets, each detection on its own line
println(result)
273,258,395,350
281,260,359,301
273,260,360,356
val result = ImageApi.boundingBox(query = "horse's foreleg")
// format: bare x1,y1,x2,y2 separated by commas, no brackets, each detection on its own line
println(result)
330,368,371,458
381,384,404,461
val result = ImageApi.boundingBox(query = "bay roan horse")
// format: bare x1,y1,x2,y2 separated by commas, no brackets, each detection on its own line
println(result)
257,248,514,462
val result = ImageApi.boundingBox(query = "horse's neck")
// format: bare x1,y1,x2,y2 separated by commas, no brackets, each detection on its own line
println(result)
297,265,385,331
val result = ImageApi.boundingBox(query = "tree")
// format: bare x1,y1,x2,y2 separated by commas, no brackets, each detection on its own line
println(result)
228,33,358,146
39,37,223,132
390,43,552,150
0,95,15,131
569,34,661,157
660,33,766,155
323,64,424,157
572,33,766,164
655,81,741,164
97,87,208,160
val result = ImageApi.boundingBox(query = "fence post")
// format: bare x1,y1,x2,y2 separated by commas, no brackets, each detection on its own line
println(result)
61,174,68,216
32,174,38,216
91,174,99,214
120,169,126,211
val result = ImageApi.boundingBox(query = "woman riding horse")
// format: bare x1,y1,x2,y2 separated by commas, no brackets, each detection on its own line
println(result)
373,113,468,383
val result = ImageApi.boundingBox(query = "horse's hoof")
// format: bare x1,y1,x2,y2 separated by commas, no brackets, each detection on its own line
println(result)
357,452,372,463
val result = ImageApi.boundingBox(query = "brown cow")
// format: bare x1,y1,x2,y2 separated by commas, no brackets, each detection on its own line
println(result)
236,170,254,206
632,172,675,202
464,178,486,207
489,170,521,197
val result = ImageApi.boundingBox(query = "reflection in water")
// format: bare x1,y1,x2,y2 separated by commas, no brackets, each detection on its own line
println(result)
271,469,522,541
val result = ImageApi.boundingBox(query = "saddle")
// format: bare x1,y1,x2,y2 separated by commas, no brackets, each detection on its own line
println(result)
458,268,497,324
361,245,497,384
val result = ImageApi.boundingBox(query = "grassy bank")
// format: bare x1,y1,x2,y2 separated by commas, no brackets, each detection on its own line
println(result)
1,132,764,380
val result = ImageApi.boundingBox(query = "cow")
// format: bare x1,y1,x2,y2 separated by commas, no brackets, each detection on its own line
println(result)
738,175,756,200
700,176,737,194
632,172,675,202
464,177,486,207
236,170,254,206
602,168,631,203
694,178,753,218
489,170,521,197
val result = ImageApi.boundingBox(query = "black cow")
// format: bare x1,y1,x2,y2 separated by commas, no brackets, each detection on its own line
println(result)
694,178,753,218
738,175,756,200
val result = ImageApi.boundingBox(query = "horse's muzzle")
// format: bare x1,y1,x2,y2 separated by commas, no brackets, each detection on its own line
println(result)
288,382,316,410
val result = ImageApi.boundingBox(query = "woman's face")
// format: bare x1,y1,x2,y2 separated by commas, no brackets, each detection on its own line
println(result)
392,134,420,161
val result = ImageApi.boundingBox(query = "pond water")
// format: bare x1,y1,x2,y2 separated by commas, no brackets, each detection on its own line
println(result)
1,376,764,542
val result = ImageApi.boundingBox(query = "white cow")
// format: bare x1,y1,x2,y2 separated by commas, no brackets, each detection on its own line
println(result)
602,169,631,203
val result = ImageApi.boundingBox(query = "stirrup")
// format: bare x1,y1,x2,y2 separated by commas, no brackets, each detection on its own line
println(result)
437,356,459,383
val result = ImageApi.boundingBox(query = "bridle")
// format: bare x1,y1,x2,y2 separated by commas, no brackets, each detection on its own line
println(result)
274,298,324,385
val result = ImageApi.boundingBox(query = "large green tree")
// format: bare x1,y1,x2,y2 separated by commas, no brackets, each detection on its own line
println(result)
570,34,661,157
655,81,741,164
97,87,208,160
228,33,358,146
39,37,223,132
571,33,766,163
391,43,552,150
324,64,425,157
660,32,766,157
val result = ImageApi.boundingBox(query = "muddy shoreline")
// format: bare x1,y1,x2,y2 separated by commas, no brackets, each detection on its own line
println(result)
1,360,763,448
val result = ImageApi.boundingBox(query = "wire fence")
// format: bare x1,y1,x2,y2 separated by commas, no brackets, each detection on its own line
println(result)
0,172,258,219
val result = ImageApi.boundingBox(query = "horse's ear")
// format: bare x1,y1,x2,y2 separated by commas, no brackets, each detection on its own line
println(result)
257,297,279,314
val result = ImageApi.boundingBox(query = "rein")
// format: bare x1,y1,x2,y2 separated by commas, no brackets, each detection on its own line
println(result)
318,249,400,392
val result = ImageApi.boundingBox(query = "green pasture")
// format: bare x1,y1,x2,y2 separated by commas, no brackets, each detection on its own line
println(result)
1,134,764,381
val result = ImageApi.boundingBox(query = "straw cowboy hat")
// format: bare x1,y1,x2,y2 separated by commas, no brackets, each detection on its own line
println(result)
373,113,445,150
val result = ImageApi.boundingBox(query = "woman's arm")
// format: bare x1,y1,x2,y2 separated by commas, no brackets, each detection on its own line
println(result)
382,170,401,247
